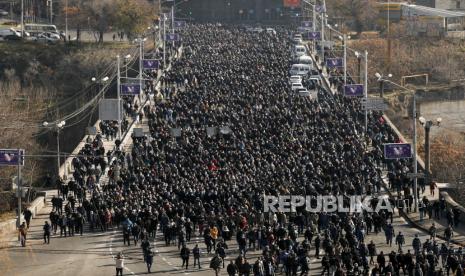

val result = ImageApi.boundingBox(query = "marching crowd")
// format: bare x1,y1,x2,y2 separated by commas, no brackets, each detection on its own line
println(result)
30,24,464,276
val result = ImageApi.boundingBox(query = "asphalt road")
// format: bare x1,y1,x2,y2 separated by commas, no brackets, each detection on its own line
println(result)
0,186,441,276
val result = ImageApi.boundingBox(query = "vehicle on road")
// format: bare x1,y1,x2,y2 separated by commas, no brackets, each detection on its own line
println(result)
297,55,312,65
292,33,303,44
33,32,60,43
0,9,8,16
291,82,304,91
289,63,312,76
289,75,302,85
24,24,58,36
294,45,307,57
266,28,276,35
296,88,318,100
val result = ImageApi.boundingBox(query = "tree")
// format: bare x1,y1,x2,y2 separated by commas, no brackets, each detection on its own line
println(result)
327,0,379,34
113,0,156,39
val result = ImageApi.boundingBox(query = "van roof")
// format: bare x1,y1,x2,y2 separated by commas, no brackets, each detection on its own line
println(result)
291,64,311,67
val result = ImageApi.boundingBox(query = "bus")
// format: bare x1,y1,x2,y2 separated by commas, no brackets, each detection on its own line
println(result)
24,24,58,35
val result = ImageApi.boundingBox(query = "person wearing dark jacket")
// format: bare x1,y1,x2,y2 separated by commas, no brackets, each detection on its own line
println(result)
227,260,238,276
180,245,190,269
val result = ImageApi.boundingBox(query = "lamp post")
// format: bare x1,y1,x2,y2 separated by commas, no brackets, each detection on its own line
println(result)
377,78,420,211
338,34,349,85
124,54,131,79
43,120,66,179
92,76,109,99
418,116,442,184
116,55,122,140
355,51,362,83
375,72,392,98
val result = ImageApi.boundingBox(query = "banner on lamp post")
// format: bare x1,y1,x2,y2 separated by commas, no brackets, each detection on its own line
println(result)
165,33,180,41
283,0,301,7
174,21,186,29
0,149,24,166
143,59,159,69
121,84,141,95
343,84,364,97
305,31,321,40
301,21,313,28
384,143,412,159
326,58,344,68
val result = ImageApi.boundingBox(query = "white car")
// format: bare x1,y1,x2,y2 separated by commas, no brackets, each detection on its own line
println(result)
292,33,303,44
252,27,264,33
291,82,304,91
34,32,60,43
266,28,276,35
289,75,302,85
297,88,318,100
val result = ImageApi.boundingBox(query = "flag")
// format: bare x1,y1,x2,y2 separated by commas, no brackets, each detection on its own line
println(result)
343,84,364,97
326,58,344,68
143,59,159,69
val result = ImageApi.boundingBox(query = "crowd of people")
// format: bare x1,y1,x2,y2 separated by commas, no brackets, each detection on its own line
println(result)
34,24,465,276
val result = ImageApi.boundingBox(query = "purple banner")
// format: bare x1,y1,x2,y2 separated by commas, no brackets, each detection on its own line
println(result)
121,84,141,95
384,143,412,159
301,21,312,28
344,84,364,97
0,149,24,166
326,58,344,68
305,31,321,40
315,5,326,13
174,21,186,28
143,59,159,69
165,33,180,41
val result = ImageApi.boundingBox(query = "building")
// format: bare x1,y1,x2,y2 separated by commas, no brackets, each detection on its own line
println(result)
178,0,303,23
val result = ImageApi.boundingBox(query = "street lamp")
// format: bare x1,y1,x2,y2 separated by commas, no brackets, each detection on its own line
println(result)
124,54,131,78
378,78,420,212
375,72,392,98
338,34,350,85
418,116,442,184
92,76,109,98
43,120,66,180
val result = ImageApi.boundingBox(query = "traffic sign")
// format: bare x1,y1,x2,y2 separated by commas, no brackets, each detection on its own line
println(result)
361,98,388,111
407,173,425,179
0,149,24,166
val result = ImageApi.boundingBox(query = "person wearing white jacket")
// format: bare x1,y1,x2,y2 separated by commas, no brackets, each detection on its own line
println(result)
115,253,124,276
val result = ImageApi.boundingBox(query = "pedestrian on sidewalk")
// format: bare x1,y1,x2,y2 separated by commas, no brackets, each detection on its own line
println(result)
412,234,422,255
445,226,453,245
43,221,51,244
115,253,124,276
430,181,437,196
24,208,32,228
18,222,27,247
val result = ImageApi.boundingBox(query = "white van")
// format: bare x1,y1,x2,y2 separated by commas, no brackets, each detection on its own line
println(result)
289,64,312,76
297,55,312,65
0,28,20,38
294,45,306,57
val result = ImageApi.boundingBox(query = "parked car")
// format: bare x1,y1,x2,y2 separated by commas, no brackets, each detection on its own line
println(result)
0,9,9,16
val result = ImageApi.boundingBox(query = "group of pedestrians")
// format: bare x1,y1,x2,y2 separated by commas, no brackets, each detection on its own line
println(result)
19,23,463,276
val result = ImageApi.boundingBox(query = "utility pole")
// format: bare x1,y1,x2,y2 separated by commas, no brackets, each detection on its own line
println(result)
139,38,144,102
364,50,368,132
117,55,122,139
312,4,316,32
50,0,53,24
17,162,21,227
380,80,385,98
65,0,68,39
424,122,431,182
320,12,325,59
20,0,24,37
163,13,166,69
413,92,418,212
343,34,347,84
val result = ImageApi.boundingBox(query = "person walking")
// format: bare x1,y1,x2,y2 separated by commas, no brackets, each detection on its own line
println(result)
180,244,190,269
18,222,27,247
210,254,222,276
227,260,238,276
145,249,154,273
115,253,124,276
193,243,201,269
43,221,51,244
395,231,405,252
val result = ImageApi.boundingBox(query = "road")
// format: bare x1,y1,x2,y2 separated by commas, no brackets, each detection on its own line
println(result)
0,192,437,276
